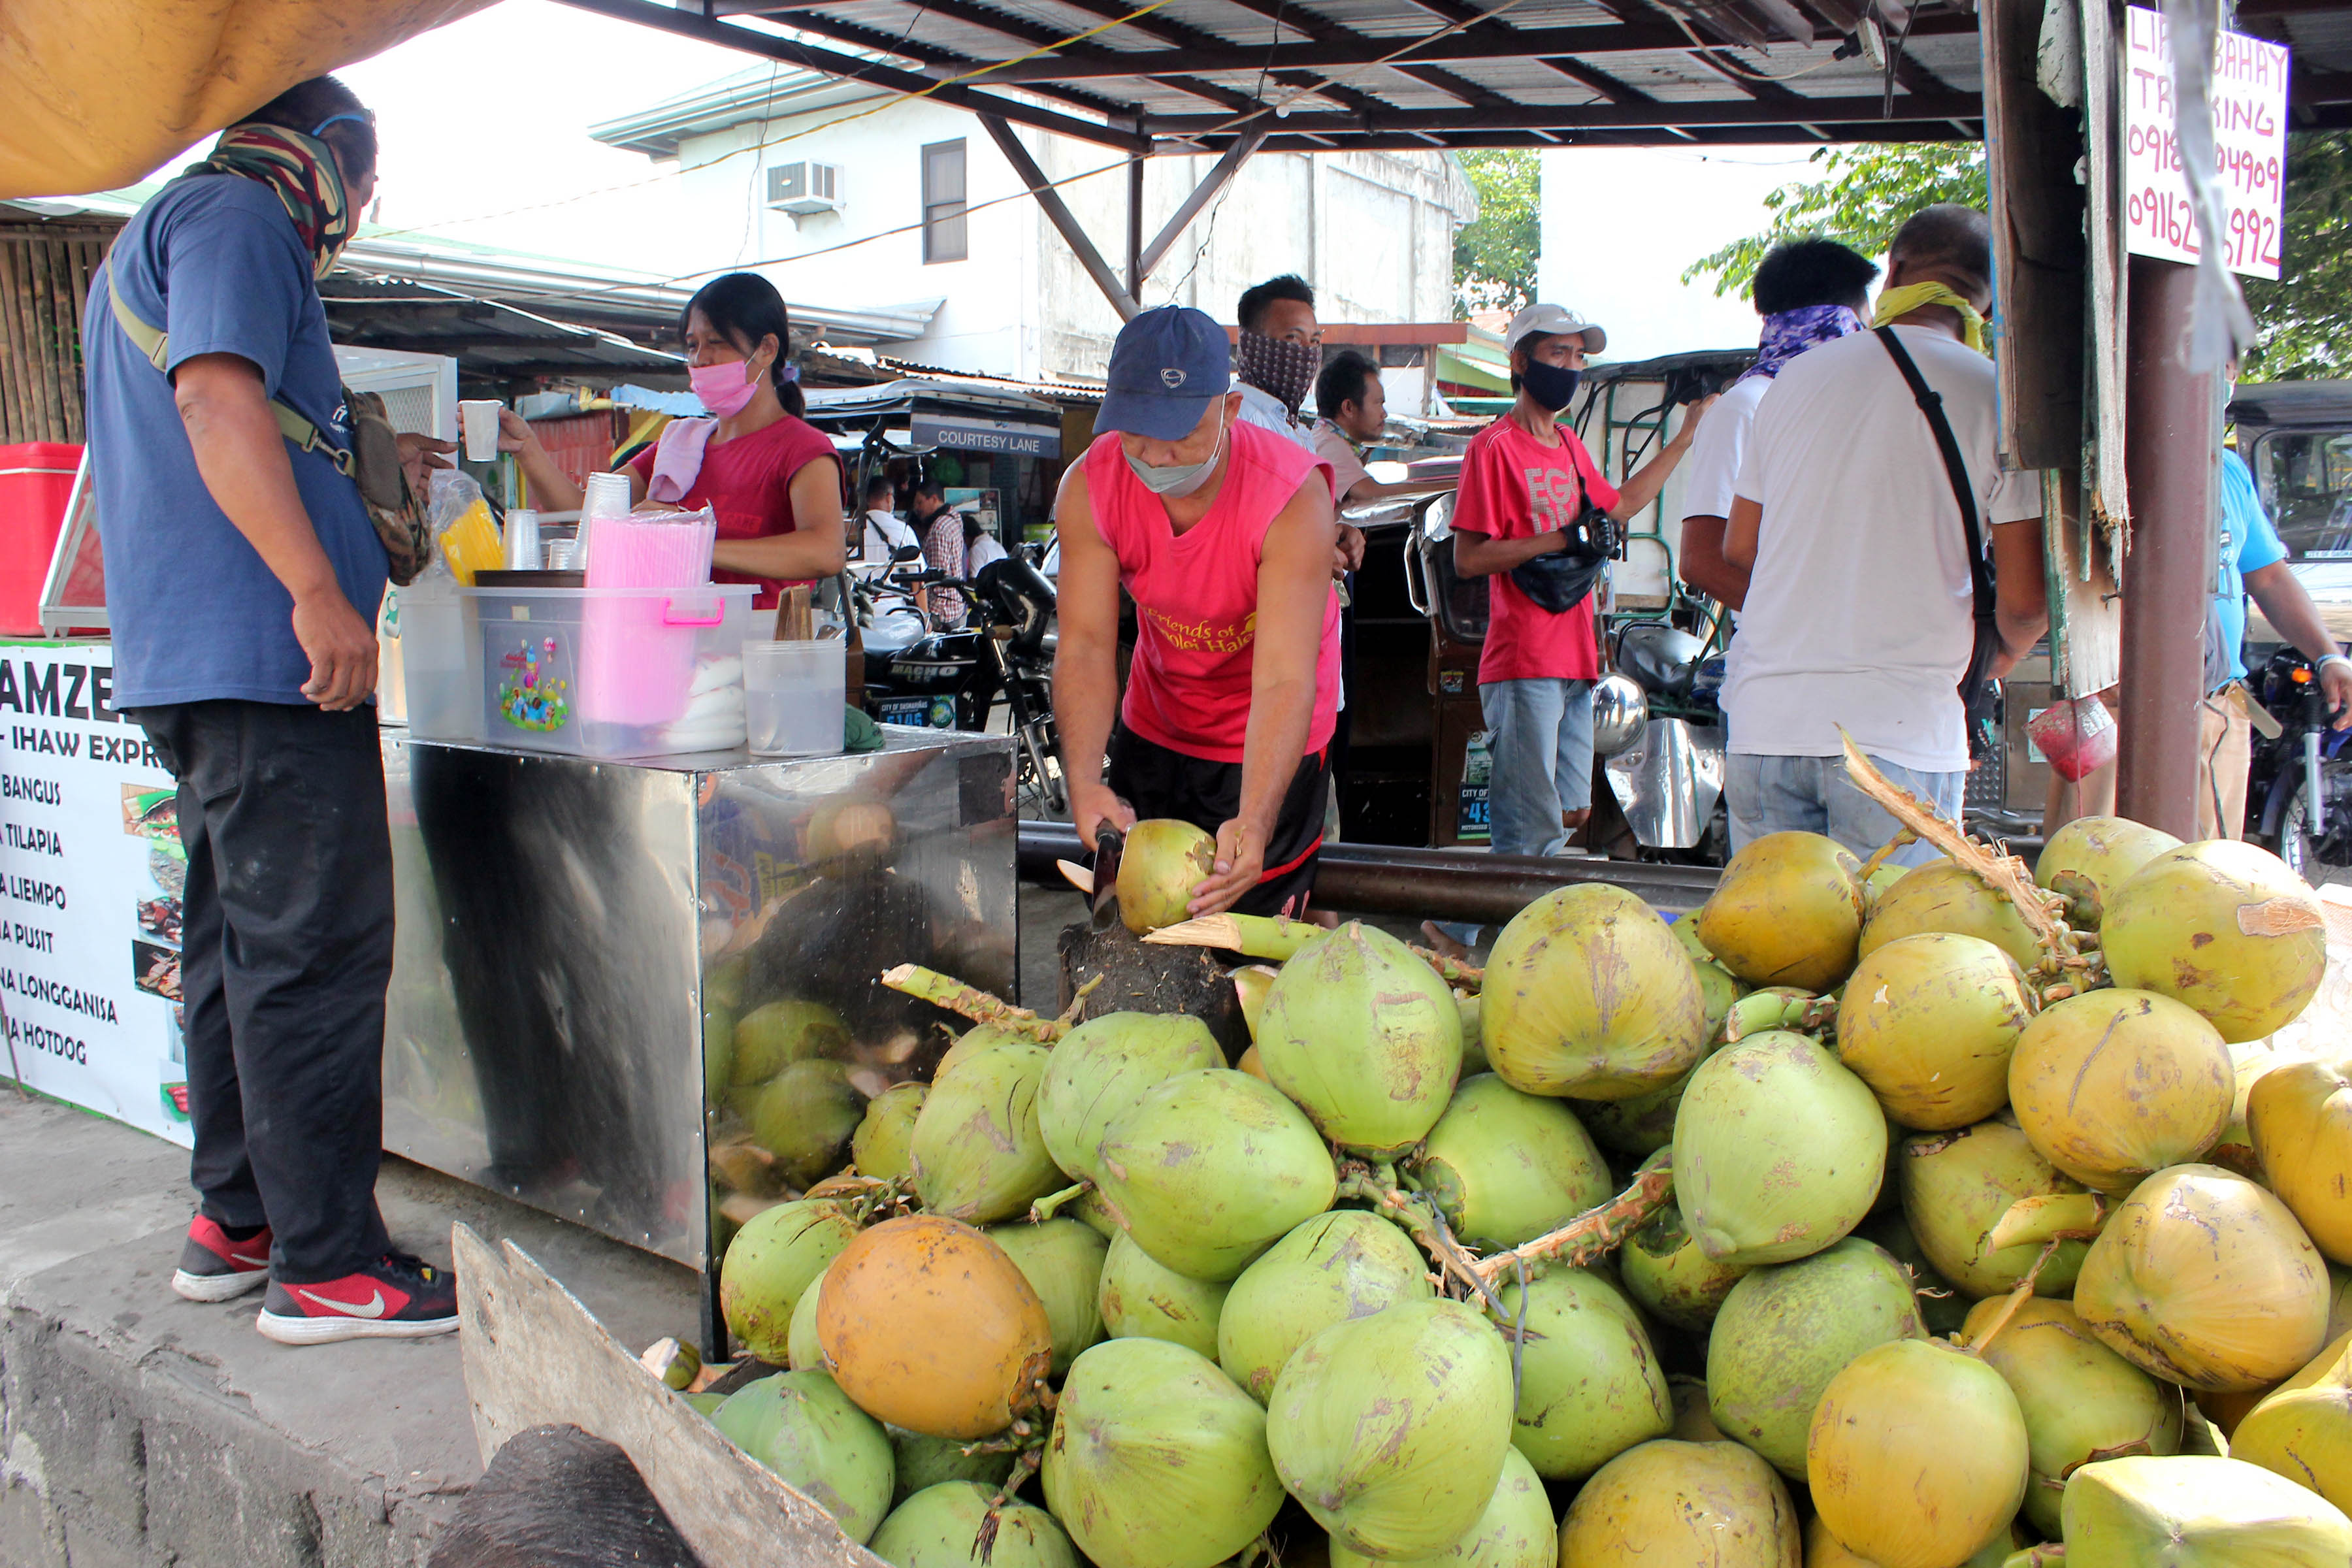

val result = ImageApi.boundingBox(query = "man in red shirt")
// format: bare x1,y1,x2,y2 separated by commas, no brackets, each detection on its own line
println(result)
1430,304,1710,950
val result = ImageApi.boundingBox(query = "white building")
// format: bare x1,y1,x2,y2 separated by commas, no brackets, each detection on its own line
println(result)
591,67,1477,386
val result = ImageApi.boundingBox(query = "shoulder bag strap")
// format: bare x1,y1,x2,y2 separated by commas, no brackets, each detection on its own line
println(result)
1874,326,1993,623
105,267,354,476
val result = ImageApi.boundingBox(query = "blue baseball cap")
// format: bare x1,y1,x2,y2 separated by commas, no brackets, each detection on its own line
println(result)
1095,304,1232,441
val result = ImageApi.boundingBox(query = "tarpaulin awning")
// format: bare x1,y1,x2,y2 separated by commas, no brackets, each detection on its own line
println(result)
0,0,493,199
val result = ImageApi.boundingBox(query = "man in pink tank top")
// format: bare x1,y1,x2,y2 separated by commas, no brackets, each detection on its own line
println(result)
1055,305,1342,919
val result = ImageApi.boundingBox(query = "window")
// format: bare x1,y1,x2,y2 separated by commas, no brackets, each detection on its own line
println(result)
2255,430,2352,559
922,139,967,264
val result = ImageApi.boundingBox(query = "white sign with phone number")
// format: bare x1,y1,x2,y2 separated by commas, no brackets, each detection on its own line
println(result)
2124,6,2289,279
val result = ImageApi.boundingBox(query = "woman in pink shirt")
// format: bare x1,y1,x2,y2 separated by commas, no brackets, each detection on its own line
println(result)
1055,306,1340,919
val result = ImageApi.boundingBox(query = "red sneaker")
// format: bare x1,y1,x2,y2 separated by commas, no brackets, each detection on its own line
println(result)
172,1216,273,1302
255,1251,459,1345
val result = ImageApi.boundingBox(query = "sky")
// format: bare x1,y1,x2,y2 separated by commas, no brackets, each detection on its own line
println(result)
142,0,1821,356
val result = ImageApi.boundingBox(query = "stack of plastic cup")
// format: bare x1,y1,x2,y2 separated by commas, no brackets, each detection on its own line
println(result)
578,471,633,574
503,509,541,572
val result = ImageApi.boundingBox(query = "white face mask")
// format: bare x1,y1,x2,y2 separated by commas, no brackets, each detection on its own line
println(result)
1126,404,1226,498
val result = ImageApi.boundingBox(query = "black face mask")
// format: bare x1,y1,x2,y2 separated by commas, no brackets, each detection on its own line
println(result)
1517,359,1582,412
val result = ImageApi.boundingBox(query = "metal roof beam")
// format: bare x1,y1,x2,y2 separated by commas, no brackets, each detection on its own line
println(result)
1135,128,1266,284
978,114,1140,320
1143,90,1977,133
553,0,1148,152
755,8,1149,118
960,11,1971,80
1245,117,1977,149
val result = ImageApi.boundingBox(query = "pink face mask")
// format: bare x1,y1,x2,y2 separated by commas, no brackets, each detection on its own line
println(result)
690,358,762,418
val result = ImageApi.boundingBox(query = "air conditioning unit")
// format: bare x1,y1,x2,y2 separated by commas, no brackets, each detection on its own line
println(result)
768,161,844,216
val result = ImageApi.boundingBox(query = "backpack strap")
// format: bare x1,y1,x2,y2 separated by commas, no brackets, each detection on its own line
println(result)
1874,326,1994,628
105,269,355,477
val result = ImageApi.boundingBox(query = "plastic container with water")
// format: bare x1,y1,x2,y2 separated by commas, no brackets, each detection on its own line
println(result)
744,640,845,757
461,583,756,757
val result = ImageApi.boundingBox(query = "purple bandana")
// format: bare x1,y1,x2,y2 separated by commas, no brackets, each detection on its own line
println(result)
1736,304,1866,385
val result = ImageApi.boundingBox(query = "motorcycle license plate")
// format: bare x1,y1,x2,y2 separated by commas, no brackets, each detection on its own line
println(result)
878,696,956,728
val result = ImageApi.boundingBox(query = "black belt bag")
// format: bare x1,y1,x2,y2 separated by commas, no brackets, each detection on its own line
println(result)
1509,500,1620,615
1876,327,2000,721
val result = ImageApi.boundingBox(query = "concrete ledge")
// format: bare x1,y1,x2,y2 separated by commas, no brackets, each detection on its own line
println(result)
0,1094,702,1567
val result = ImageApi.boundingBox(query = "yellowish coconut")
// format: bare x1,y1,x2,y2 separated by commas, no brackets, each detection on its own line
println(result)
1232,966,1277,1042
1806,1339,2029,1568
2249,1058,2352,1266
2103,839,2328,1043
1837,932,2035,1130
815,1214,1053,1439
1116,819,1218,935
2007,989,2234,1194
2034,815,2182,929
2229,1328,2352,1516
1897,1112,2091,1298
2052,1454,2352,1567
1556,1439,1799,1567
1480,885,1710,1100
1801,1514,2016,1568
2073,1164,2332,1393
1857,860,2042,972
1694,831,1866,994
1963,1295,2184,1537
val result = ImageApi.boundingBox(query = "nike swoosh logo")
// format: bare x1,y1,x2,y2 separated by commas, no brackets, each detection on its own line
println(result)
294,1286,387,1318
229,1250,267,1267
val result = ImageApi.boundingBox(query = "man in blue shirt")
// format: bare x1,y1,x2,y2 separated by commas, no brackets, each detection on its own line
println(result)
2203,442,2351,839
85,76,458,1343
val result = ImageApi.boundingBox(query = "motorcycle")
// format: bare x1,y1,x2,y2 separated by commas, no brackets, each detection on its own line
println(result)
2248,645,2352,880
1598,618,1731,864
853,549,1066,814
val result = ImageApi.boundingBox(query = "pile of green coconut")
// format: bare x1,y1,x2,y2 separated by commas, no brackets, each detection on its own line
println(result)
678,804,2352,1568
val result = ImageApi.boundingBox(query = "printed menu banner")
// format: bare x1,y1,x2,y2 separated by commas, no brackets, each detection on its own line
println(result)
0,641,190,1147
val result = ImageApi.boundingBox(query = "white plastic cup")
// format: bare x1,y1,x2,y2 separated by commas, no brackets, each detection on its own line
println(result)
504,509,541,572
743,639,845,757
459,400,502,462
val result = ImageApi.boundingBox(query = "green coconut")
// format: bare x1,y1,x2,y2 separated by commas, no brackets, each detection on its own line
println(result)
704,994,737,1102
1041,1337,1283,1568
1672,1030,1887,1267
853,1082,927,1181
1267,1299,1515,1560
1694,830,1867,993
1071,1183,1122,1241
1256,922,1462,1154
1098,1230,1228,1359
1837,931,2035,1130
911,1040,1062,1224
1897,1111,2092,1298
936,1023,1028,1080
749,1058,866,1187
1326,1445,1552,1568
2104,839,2329,1043
719,1197,861,1363
1480,883,1710,1100
2053,1454,2352,1566
1855,1209,1972,1338
1116,819,1219,936
887,1434,1017,1508
987,1217,1109,1375
1575,1038,1728,1158
2008,988,2234,1194
1456,990,1488,1076
1620,1196,1750,1333
708,954,749,1009
787,1260,829,1369
1414,1074,1612,1249
712,1369,895,1543
683,1390,726,1417
1705,1236,1925,1478
1495,1267,1674,1480
1094,1068,1337,1281
2034,815,2183,929
732,999,852,1085
1963,1294,2184,1537
1557,1439,1801,1566
1857,859,2042,972
1037,1011,1223,1183
1217,1211,1431,1403
869,1481,1076,1568
1232,966,1277,1041
1673,915,1745,1036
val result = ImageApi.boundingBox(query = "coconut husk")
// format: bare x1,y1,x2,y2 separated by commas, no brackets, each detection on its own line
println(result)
1057,905,1250,1060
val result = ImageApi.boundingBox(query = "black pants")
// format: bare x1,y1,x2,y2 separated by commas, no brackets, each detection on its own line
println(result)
134,701,394,1283
1106,723,1331,918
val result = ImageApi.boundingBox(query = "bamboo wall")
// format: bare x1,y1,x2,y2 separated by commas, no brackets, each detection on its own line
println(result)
0,225,110,446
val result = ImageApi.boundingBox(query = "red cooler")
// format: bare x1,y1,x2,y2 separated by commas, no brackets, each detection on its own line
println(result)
0,442,82,636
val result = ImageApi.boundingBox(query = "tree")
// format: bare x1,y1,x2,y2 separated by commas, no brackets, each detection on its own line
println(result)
2244,133,2352,380
1453,150,1539,318
1682,142,1987,299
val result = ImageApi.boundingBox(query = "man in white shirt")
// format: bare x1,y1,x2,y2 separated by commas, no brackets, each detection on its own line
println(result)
1678,239,1880,610
1722,204,2048,862
1233,274,1321,453
858,472,918,569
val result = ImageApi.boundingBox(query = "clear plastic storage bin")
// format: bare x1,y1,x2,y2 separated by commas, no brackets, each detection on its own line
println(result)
461,583,757,758
400,575,485,743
